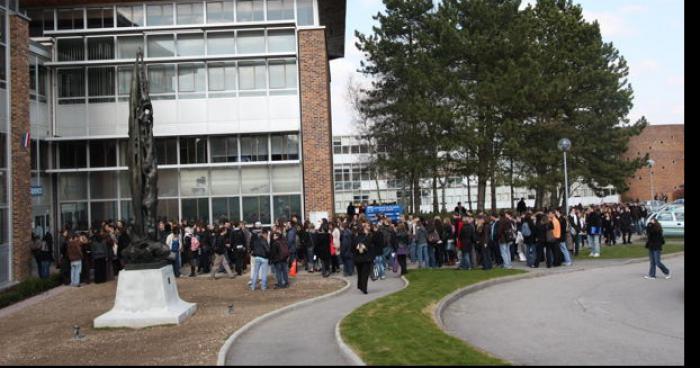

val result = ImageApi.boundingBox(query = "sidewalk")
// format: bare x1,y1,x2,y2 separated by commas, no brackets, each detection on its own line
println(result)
224,271,405,365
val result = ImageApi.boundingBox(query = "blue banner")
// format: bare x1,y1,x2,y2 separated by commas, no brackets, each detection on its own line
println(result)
365,205,404,223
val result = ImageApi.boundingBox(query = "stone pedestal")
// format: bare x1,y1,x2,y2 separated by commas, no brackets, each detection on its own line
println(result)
94,266,197,329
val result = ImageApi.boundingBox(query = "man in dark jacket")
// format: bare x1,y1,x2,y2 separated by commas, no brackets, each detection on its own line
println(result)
620,207,633,244
271,231,290,289
230,222,247,276
340,222,354,276
644,218,671,279
352,223,373,294
251,229,271,291
496,211,514,269
458,214,475,270
210,226,235,280
517,198,527,214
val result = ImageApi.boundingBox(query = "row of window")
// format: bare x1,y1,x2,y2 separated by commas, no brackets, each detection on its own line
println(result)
28,0,314,37
332,137,388,155
55,29,295,62
56,134,299,169
333,165,403,191
58,165,301,201
60,194,301,230
57,59,296,103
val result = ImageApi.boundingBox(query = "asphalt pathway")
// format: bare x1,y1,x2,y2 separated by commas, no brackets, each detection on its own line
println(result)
224,270,405,366
442,255,684,365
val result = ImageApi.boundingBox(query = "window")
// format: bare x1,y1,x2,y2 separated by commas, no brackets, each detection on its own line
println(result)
117,5,144,27
60,202,88,230
119,171,131,198
206,0,234,23
206,32,235,55
177,2,204,24
210,136,238,162
333,141,341,154
271,165,301,192
147,64,176,99
87,37,114,60
178,63,206,98
181,198,210,223
91,201,117,225
242,196,270,224
267,0,294,21
270,134,299,160
273,195,300,222
236,0,264,22
57,68,85,104
37,66,48,102
117,66,133,99
268,59,297,91
87,67,115,103
58,141,87,168
156,137,178,165
207,62,236,96
57,38,84,61
89,140,117,167
147,4,174,26
157,198,179,222
120,200,134,221
117,36,144,59
240,135,268,162
297,0,314,26
86,7,114,29
268,29,295,52
212,197,240,222
238,60,266,92
147,34,175,57
236,30,265,54
180,137,208,164
211,168,240,195
180,169,210,197
177,33,204,56
241,166,269,194
58,173,88,200
28,9,55,37
89,171,117,199
158,169,179,197
57,8,84,30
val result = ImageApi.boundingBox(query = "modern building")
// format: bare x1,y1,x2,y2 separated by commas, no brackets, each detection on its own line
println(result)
332,134,620,214
1,0,345,287
622,124,684,202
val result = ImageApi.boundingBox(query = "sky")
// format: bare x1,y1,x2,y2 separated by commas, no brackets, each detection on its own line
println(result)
329,0,685,136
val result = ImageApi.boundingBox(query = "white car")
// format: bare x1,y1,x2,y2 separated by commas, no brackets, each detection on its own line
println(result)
646,204,684,237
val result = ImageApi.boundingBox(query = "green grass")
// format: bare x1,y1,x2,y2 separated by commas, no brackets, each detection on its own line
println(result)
0,273,62,309
341,268,524,365
574,240,684,260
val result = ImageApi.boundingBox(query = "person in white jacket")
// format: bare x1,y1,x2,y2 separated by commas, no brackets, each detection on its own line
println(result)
165,224,183,277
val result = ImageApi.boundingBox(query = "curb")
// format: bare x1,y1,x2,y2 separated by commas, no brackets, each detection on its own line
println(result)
334,274,410,366
217,275,351,366
433,252,685,364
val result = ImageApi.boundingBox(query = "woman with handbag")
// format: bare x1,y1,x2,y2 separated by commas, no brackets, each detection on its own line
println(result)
396,223,409,275
644,218,671,279
353,222,374,294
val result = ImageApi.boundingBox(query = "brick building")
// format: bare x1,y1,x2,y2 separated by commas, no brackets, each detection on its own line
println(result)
622,124,684,202
0,0,344,288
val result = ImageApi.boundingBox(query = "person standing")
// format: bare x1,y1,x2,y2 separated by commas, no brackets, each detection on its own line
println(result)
316,220,333,277
370,223,386,280
91,230,110,283
30,233,44,278
287,216,299,269
587,207,603,257
415,218,429,269
520,212,535,267
270,230,290,289
166,224,182,278
250,229,271,291
554,209,572,266
347,202,356,221
533,213,551,268
353,223,373,294
331,221,342,273
59,227,71,285
67,234,83,287
395,223,409,275
183,227,199,277
496,211,514,269
475,215,492,270
517,198,527,214
340,222,355,276
644,218,671,279
210,226,236,280
620,207,633,244
458,214,475,270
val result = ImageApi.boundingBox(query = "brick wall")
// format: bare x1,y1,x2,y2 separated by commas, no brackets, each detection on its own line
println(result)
10,14,31,282
298,28,335,219
622,125,684,202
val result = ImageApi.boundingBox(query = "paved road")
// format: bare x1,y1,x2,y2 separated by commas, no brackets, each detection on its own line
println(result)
443,256,684,365
224,271,405,365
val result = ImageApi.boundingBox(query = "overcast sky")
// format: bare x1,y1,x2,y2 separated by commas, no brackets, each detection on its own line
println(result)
329,0,684,136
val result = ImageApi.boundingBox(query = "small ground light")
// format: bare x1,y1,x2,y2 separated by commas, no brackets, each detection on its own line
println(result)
73,325,85,340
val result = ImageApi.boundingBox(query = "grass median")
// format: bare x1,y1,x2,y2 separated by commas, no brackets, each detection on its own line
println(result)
341,268,524,365
574,240,684,260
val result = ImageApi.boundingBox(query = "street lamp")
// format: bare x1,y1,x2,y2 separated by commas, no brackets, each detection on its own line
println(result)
558,138,572,260
647,159,655,202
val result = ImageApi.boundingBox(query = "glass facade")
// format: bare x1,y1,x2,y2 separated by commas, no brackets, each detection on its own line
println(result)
0,6,8,285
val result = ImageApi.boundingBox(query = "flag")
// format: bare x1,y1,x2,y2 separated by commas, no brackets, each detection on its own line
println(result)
21,132,30,149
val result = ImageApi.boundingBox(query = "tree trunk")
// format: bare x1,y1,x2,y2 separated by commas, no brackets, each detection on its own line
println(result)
413,176,422,215
510,158,515,211
490,172,497,212
466,175,473,211
439,178,447,213
432,174,439,213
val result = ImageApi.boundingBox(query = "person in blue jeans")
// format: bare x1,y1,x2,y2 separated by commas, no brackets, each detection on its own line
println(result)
251,229,271,291
496,211,514,269
414,219,429,269
644,218,671,279
371,224,386,279
458,214,475,270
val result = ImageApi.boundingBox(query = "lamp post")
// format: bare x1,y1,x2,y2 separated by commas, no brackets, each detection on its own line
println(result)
558,138,572,258
647,159,655,202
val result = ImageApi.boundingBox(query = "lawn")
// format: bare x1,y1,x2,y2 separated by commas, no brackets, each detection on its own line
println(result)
574,240,684,260
340,268,524,366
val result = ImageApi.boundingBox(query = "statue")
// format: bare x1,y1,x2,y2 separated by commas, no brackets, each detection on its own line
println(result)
122,49,171,269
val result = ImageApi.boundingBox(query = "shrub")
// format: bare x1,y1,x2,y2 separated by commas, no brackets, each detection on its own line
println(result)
0,274,62,309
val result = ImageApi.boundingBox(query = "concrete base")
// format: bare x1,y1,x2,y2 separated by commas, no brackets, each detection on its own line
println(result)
94,266,197,329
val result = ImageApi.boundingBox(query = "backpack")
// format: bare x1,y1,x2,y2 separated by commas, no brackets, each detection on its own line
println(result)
521,222,532,237
428,230,440,244
170,237,180,253
189,235,200,252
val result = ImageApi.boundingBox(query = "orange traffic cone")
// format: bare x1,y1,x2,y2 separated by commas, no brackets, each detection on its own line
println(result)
289,260,297,277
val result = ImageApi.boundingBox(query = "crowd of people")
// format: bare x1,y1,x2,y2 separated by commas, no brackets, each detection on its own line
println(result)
38,197,666,291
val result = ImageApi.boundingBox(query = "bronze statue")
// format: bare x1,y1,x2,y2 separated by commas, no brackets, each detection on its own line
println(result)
122,49,171,269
